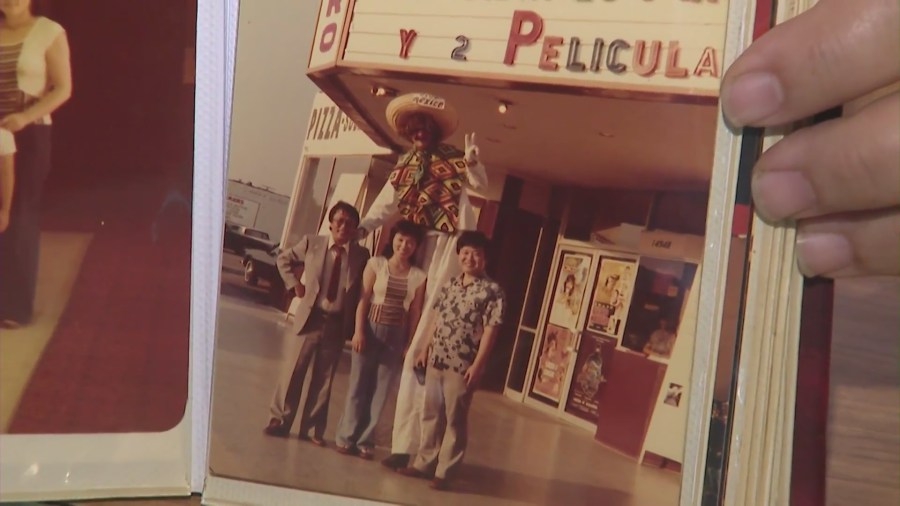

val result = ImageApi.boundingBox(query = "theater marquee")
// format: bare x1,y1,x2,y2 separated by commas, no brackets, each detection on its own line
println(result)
330,0,728,96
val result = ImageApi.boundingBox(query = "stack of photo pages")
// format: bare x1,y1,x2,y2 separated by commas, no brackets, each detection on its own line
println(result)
0,0,833,505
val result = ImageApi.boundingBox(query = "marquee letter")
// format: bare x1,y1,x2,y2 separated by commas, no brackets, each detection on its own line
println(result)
632,40,661,76
326,0,341,16
451,35,470,61
665,41,689,78
566,37,586,72
399,29,418,59
539,36,564,71
606,39,631,74
590,38,605,72
693,47,719,77
319,23,337,52
504,10,544,65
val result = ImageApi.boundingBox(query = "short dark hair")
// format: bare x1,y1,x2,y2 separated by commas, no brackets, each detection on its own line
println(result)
328,201,360,226
456,230,490,254
381,220,425,262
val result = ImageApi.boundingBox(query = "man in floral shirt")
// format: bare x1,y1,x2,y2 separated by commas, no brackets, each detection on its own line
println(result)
396,230,505,491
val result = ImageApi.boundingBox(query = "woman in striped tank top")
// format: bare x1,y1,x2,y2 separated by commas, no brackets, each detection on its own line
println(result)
336,220,427,459
0,0,72,328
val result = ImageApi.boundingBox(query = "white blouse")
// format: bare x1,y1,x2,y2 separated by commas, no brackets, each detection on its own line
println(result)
15,17,64,124
368,256,427,311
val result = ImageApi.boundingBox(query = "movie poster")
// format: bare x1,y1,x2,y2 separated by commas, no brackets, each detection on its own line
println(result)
531,324,576,402
565,332,617,422
547,252,593,330
621,258,698,359
587,257,637,338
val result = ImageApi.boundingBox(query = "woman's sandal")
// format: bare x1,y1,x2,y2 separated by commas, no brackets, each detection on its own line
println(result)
357,447,374,460
335,444,359,456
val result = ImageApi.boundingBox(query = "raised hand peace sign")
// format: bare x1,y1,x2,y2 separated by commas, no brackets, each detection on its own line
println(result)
464,132,480,165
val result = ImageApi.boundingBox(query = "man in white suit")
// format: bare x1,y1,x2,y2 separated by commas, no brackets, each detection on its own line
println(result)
265,201,370,446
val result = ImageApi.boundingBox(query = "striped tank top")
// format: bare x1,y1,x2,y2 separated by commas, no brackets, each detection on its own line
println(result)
369,271,408,326
0,42,26,117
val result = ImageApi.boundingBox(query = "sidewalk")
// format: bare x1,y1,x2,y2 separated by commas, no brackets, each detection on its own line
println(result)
207,292,681,506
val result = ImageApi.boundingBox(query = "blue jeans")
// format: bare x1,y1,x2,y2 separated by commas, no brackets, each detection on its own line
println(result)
335,320,405,449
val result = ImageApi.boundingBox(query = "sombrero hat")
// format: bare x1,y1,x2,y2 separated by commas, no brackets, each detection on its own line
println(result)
385,92,458,142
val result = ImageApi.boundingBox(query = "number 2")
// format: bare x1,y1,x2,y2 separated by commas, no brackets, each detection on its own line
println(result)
451,35,470,61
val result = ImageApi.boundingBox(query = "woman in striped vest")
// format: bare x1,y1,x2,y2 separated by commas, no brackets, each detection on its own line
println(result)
335,219,427,459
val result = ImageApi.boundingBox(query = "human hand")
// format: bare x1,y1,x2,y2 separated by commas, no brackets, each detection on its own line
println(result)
720,0,899,278
464,132,480,165
1,113,29,132
293,283,306,298
463,362,484,388
463,363,483,388
351,331,365,353
414,348,428,368
0,208,9,233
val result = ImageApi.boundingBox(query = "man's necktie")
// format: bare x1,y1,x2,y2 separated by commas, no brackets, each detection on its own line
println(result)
326,245,343,302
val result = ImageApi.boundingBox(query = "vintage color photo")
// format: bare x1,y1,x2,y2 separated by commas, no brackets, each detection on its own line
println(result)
206,0,748,504
0,0,196,435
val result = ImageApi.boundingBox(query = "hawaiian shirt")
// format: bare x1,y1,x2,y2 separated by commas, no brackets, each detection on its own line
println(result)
389,143,468,234
429,274,505,373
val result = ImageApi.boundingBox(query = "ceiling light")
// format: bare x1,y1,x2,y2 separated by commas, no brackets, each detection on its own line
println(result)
371,86,397,97
498,101,510,114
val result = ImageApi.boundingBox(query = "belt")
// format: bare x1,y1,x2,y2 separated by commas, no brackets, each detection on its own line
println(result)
311,307,343,320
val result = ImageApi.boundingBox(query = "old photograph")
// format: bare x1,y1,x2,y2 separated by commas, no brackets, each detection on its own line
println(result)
206,1,749,504
0,0,196,435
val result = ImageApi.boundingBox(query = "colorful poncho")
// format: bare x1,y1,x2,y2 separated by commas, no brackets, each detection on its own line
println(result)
388,143,468,234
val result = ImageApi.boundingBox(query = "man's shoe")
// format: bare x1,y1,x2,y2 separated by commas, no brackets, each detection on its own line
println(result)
263,418,289,437
335,444,359,456
396,466,432,480
430,478,450,491
298,433,327,447
381,453,410,470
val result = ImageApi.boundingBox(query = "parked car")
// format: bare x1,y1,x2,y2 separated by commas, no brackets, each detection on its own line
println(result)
242,245,285,301
242,245,276,286
223,223,277,256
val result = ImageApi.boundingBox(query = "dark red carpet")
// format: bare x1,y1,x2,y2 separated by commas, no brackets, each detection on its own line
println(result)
7,179,191,434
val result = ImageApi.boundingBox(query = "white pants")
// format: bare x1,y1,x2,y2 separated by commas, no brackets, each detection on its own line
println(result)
389,231,460,454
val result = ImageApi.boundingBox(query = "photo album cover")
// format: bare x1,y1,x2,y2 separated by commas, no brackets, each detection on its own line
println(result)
0,0,830,505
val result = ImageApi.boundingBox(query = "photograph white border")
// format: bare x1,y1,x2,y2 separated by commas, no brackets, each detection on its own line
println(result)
0,0,228,500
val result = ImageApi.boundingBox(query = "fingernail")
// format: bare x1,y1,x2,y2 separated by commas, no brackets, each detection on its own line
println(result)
752,171,816,221
722,72,784,127
796,233,853,277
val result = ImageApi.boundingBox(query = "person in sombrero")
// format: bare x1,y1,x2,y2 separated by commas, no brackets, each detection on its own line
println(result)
356,92,488,470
